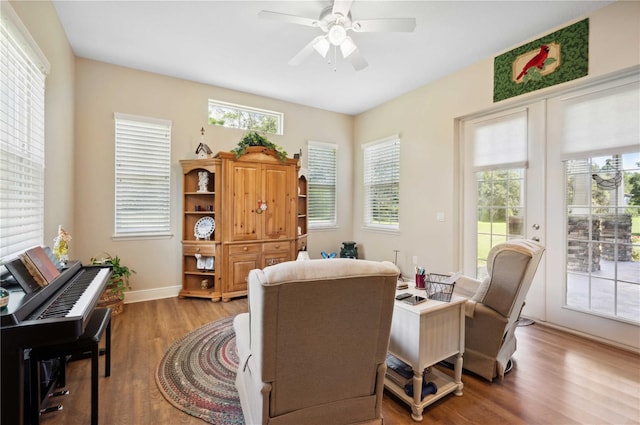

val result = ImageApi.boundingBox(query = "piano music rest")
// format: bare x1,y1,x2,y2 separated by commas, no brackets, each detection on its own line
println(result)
29,308,112,425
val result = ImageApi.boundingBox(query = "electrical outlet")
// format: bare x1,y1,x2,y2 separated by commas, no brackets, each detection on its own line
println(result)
412,255,418,265
436,212,445,222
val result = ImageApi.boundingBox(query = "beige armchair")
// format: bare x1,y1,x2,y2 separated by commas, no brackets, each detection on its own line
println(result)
451,239,545,381
233,258,399,425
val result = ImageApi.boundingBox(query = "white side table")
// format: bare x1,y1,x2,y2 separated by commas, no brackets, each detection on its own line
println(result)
385,289,466,421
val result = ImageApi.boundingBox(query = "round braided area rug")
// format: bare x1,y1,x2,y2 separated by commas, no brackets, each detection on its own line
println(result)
155,316,244,424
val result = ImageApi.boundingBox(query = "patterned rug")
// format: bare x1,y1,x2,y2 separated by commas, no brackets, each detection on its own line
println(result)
155,316,244,424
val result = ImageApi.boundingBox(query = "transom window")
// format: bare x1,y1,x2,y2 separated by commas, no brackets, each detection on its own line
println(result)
208,99,283,135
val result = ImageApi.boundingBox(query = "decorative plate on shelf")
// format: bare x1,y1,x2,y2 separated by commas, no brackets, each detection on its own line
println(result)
194,216,215,240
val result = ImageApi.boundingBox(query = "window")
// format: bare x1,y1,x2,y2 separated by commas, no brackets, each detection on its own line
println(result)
0,2,50,259
307,141,337,228
363,135,400,230
208,99,283,135
114,113,172,238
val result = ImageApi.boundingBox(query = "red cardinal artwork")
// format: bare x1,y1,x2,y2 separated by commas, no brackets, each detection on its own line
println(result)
516,45,550,80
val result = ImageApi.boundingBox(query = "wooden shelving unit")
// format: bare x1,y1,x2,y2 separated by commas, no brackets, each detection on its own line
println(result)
180,149,308,302
297,171,308,253
179,159,222,301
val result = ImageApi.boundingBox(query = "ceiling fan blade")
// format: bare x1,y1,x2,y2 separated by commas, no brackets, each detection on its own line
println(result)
332,0,354,18
352,18,416,32
288,36,326,66
347,48,368,71
258,10,319,28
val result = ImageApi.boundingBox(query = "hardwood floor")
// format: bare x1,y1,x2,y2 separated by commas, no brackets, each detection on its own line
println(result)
39,297,640,425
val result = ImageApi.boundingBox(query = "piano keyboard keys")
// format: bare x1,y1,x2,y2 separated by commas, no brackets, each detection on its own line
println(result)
29,268,102,320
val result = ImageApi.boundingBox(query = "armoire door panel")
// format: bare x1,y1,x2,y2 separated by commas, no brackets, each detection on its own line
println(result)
230,164,260,241
228,252,259,293
262,164,293,240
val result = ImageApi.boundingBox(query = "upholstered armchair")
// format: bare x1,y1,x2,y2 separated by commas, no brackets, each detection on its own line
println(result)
451,239,545,381
233,258,399,425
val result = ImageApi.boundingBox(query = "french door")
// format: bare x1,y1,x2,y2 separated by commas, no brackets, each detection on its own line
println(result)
545,74,639,349
461,72,640,350
461,101,546,320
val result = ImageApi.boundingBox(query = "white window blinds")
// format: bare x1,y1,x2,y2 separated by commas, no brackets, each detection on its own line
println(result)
470,109,528,171
114,113,172,238
307,141,337,228
0,2,49,259
363,135,400,230
559,79,640,160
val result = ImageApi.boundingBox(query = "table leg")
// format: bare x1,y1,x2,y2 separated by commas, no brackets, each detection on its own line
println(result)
410,370,424,421
454,352,464,396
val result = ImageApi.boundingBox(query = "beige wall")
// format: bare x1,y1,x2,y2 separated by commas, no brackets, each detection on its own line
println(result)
73,59,354,297
11,1,639,301
353,1,640,278
10,0,76,247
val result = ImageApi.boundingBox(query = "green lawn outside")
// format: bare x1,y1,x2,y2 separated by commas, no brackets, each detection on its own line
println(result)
477,221,506,260
479,215,640,261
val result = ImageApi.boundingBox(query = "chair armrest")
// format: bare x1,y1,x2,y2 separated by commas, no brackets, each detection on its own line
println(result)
453,275,482,298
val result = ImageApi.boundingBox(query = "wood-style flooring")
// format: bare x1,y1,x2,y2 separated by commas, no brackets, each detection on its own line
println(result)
39,297,640,425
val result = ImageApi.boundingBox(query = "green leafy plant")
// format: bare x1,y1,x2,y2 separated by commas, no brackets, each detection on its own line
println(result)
90,253,135,300
231,131,288,162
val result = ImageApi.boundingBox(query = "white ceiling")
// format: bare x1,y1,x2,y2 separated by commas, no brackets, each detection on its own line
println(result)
52,0,611,115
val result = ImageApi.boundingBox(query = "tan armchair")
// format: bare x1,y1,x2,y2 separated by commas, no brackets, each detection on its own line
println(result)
451,239,545,381
233,258,399,425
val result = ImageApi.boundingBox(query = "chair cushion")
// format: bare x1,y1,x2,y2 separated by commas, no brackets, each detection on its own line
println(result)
483,250,531,317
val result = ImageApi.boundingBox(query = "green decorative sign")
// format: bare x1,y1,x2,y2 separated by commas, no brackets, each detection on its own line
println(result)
494,19,589,102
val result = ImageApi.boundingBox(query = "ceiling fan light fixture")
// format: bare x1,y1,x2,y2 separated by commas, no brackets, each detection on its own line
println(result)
328,24,347,46
340,37,357,58
260,0,416,71
313,36,330,57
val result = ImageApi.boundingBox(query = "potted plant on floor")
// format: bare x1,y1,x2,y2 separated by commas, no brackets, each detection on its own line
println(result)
91,253,135,315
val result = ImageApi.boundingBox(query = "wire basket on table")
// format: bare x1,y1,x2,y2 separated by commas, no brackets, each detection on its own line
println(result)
425,273,456,302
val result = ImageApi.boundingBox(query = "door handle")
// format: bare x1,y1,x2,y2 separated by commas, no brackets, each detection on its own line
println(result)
532,236,540,242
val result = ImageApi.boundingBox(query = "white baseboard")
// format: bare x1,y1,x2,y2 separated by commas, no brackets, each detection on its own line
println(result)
124,285,181,304
523,316,640,354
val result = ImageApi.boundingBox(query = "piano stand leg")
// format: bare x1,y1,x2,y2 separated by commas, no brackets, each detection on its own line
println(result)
59,356,66,387
28,309,112,425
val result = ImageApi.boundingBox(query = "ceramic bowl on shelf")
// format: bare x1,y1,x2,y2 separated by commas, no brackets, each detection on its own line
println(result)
194,216,215,240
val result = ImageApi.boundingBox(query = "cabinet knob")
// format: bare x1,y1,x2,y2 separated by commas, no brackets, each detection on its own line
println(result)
243,246,248,251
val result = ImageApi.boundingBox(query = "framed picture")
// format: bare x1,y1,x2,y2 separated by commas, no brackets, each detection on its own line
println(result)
493,19,589,102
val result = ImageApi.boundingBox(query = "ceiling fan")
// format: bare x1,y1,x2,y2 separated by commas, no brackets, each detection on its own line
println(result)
258,0,416,71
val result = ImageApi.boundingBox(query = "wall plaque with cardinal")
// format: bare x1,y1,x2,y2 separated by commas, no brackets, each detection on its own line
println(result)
493,19,588,102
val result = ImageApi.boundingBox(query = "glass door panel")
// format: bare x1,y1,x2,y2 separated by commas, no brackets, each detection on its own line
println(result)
565,152,640,323
475,168,525,279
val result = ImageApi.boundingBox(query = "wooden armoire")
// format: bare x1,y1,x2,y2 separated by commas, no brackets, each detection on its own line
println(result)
180,147,307,302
